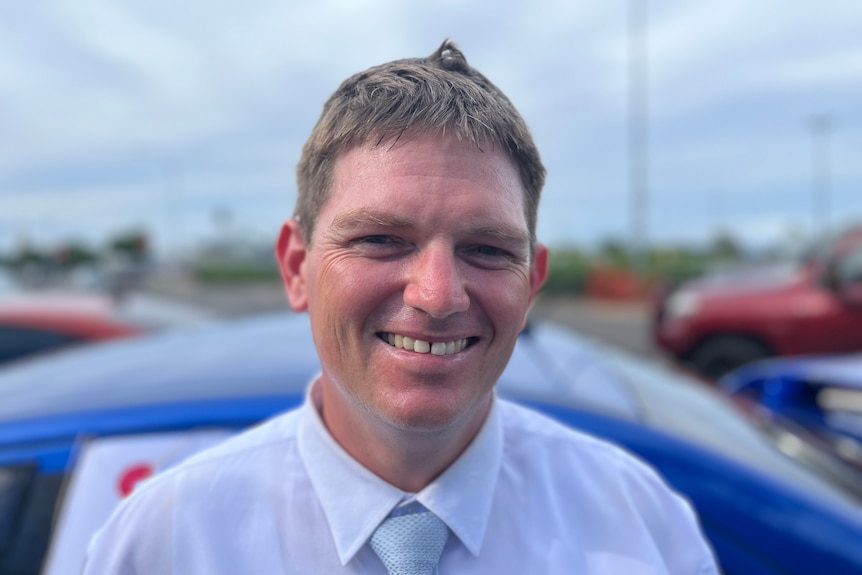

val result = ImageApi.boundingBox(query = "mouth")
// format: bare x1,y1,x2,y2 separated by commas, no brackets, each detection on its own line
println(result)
378,332,478,356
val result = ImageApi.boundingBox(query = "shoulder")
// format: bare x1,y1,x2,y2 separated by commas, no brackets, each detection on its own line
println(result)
497,398,694,527
83,408,305,573
496,399,718,573
178,406,303,470
498,398,641,466
90,410,301,532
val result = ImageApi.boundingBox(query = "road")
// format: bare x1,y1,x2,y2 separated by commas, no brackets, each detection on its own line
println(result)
530,295,661,360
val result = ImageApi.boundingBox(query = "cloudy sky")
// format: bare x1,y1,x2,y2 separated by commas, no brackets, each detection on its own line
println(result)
1,1,860,256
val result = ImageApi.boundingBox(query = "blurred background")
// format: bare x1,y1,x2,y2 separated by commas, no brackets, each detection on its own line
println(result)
1,0,860,356
3,6,862,572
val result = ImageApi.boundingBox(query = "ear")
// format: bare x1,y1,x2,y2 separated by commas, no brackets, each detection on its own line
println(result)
528,242,549,303
275,219,310,312
520,242,549,330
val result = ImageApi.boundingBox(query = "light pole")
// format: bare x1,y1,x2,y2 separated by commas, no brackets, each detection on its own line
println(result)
628,0,649,274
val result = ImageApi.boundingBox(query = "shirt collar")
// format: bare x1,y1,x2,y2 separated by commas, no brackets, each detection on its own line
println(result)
415,397,502,557
297,379,502,565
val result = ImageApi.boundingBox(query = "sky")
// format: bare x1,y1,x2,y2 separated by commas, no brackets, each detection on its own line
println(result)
1,1,860,257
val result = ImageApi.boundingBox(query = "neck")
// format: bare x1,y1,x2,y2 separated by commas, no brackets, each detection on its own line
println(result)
316,383,491,492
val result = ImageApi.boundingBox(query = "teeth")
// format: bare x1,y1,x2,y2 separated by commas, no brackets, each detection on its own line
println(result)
383,333,469,355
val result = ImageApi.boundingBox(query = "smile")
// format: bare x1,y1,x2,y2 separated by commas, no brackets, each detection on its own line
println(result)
379,333,476,355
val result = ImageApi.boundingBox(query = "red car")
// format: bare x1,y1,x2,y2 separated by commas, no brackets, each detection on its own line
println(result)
0,290,211,365
653,225,862,380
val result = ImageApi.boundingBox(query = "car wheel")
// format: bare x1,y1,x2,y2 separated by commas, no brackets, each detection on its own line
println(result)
688,336,770,381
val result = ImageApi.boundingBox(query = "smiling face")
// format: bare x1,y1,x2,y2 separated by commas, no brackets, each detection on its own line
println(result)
278,133,547,455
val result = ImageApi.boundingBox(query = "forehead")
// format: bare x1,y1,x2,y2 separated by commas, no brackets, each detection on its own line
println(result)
324,134,526,218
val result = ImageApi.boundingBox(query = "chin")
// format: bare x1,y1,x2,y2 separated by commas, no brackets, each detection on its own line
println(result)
380,392,490,434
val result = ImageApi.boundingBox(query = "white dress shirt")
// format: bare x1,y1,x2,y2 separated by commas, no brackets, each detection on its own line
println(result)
84,381,718,574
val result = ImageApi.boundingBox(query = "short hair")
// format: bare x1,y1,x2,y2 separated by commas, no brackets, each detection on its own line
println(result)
294,39,545,246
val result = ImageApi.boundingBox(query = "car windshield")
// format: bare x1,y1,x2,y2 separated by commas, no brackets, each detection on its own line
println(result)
579,337,862,507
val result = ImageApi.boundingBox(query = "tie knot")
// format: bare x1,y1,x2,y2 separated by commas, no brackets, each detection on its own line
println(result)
370,509,450,575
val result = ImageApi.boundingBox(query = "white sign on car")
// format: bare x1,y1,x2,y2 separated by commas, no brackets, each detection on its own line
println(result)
42,429,234,575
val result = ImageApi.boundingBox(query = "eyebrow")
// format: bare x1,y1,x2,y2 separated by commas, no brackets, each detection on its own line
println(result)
330,209,413,233
329,208,531,245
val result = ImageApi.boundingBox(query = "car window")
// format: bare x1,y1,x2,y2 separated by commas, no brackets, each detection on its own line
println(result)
838,245,862,283
0,327,83,365
0,465,63,575
0,465,33,550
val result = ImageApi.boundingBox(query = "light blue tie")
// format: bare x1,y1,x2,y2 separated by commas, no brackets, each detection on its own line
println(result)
370,508,450,575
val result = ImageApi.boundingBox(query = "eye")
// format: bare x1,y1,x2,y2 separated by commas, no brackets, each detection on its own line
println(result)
349,235,411,257
475,245,505,257
358,235,393,245
463,244,519,269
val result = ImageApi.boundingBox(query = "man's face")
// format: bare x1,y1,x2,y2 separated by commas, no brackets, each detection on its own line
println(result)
278,133,547,446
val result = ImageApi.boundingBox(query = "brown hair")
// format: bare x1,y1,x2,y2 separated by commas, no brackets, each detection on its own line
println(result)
295,40,545,245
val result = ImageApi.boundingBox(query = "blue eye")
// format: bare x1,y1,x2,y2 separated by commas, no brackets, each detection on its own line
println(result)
476,245,503,256
363,235,392,244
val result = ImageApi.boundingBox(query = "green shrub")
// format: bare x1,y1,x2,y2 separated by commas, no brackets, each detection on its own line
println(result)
543,248,589,295
193,260,281,283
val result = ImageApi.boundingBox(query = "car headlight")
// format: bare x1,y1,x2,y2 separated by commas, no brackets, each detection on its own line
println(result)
665,290,700,320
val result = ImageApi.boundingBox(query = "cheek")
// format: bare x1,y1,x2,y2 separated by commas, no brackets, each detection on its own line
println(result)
308,255,363,306
471,271,533,319
309,258,399,324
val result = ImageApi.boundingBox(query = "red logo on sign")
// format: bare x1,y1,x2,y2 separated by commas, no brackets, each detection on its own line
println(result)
118,463,154,497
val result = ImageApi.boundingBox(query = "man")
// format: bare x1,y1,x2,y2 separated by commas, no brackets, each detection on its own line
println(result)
84,40,718,574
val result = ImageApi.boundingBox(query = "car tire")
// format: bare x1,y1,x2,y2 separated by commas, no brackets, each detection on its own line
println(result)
688,336,770,381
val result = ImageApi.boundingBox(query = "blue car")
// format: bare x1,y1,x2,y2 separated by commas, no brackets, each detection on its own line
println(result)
1,312,861,575
721,353,862,476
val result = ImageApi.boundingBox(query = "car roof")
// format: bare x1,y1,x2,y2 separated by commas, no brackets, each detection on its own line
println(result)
0,312,314,421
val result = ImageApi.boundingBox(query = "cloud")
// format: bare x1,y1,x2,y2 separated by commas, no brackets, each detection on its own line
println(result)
1,1,861,255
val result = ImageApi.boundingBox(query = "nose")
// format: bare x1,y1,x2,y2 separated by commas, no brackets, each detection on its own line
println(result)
403,245,470,318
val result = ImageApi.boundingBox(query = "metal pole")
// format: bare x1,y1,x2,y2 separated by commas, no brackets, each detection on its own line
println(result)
628,0,649,273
